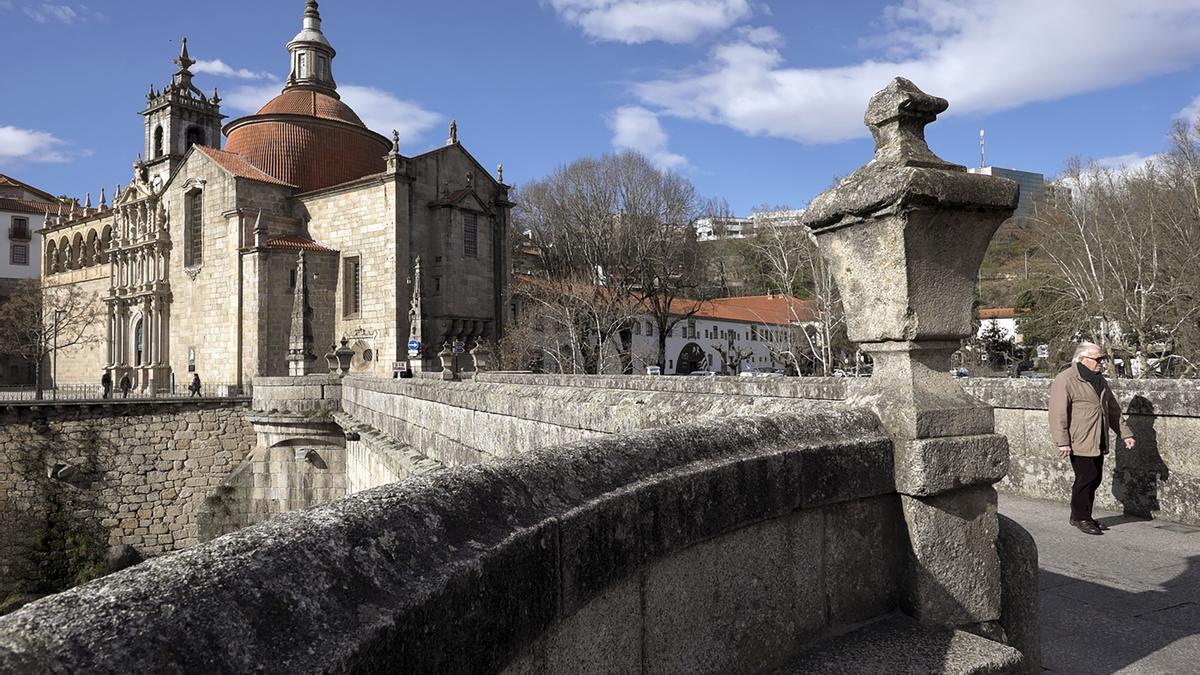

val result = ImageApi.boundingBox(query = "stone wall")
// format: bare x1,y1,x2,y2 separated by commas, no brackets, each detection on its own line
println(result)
0,400,256,599
0,410,996,674
340,374,848,467
964,378,1200,525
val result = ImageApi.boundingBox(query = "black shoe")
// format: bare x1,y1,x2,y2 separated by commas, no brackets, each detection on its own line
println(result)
1071,520,1102,535
1089,519,1110,531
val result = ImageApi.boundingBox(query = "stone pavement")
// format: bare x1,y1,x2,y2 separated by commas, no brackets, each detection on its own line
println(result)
999,493,1200,674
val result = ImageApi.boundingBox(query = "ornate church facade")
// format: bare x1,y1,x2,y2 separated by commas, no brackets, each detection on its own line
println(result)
40,1,511,392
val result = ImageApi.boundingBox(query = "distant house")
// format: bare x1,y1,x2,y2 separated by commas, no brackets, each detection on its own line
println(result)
976,307,1022,344
0,174,55,385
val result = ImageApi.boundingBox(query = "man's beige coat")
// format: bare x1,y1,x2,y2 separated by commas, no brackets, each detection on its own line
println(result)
1048,366,1132,457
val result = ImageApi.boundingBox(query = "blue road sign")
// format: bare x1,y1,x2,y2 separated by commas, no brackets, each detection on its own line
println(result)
407,340,420,351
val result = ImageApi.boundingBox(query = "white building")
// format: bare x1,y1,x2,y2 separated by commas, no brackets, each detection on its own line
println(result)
0,174,52,281
695,209,807,242
629,294,818,374
975,307,1021,343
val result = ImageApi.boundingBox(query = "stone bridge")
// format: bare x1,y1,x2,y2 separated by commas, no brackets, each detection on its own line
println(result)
0,78,1192,673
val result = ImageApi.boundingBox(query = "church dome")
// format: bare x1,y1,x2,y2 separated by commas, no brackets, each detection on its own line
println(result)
223,89,389,192
220,1,390,193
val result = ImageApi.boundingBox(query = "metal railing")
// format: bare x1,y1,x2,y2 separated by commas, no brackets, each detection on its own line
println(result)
0,382,250,402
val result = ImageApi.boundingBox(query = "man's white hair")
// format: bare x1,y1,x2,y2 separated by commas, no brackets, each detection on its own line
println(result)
1072,341,1102,363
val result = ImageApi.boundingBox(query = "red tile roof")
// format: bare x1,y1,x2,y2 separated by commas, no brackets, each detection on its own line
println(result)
255,89,366,127
691,295,818,324
266,234,336,253
193,146,298,188
224,118,388,193
0,197,57,216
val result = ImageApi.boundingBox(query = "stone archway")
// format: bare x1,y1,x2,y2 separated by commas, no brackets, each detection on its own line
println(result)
675,342,707,375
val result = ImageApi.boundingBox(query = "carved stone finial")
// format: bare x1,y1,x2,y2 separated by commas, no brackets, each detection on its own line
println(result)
864,77,957,170
175,36,195,73
447,119,458,145
497,162,504,183
99,187,107,209
212,88,221,105
392,129,400,153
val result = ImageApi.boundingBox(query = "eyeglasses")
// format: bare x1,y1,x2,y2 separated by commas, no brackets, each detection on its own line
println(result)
1084,355,1107,363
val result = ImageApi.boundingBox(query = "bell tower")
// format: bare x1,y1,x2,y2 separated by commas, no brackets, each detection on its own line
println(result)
284,0,338,98
141,37,225,185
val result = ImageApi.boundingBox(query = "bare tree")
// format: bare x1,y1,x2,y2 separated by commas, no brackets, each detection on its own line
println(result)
746,211,848,375
0,280,102,397
1021,121,1200,377
514,151,713,373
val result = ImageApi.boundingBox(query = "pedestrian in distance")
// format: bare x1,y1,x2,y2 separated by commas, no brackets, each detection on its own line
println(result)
100,371,112,399
119,373,132,399
1048,341,1135,536
188,373,202,398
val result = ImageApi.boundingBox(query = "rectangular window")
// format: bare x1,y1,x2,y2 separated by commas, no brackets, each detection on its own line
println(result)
9,217,30,241
185,191,203,266
10,243,28,265
343,256,361,317
289,268,297,290
463,212,478,258
751,326,758,341
634,322,641,335
687,319,696,339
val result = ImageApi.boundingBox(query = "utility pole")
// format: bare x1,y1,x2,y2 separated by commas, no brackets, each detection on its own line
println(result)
52,308,64,399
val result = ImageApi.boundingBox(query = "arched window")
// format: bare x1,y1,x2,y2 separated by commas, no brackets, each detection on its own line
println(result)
154,126,164,158
100,225,112,263
86,230,99,266
184,189,202,267
134,319,144,366
72,233,85,268
185,126,204,149
45,240,58,274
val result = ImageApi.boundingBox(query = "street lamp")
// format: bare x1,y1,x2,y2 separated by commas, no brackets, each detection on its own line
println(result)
52,308,65,399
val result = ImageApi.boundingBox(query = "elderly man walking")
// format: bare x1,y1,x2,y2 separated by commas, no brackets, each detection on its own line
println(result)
1049,342,1135,535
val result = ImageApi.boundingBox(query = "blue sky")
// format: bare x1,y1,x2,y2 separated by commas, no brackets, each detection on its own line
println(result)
3,0,1200,214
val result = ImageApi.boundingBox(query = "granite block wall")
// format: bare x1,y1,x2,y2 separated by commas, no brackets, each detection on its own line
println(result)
0,400,256,599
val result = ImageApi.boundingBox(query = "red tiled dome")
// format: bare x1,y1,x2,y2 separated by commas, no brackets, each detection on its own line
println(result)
223,87,389,193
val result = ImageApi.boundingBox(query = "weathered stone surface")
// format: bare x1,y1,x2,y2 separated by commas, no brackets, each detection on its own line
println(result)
825,495,904,625
0,410,896,674
901,486,1002,626
894,433,1009,496
0,401,257,599
996,515,1040,674
643,512,825,675
773,614,1023,674
503,575,642,675
802,79,1017,345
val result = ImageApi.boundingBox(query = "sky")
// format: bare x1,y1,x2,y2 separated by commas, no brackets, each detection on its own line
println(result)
3,0,1200,215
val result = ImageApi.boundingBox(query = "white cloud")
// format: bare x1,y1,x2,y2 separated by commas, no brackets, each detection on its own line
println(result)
223,84,441,147
192,59,276,81
0,125,71,164
633,0,1200,144
548,0,752,44
338,85,441,146
609,106,688,169
1177,95,1200,126
1094,152,1162,176
223,83,279,115
20,2,103,23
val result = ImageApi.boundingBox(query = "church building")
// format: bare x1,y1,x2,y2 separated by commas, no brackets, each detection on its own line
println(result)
40,1,511,392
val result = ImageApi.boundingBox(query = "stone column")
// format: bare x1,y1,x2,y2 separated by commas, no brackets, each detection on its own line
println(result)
801,78,1018,635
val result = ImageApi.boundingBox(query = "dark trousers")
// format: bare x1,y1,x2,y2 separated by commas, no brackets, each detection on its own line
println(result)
1070,454,1105,521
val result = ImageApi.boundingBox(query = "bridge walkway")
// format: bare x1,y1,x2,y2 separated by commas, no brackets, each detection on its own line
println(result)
999,493,1200,673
